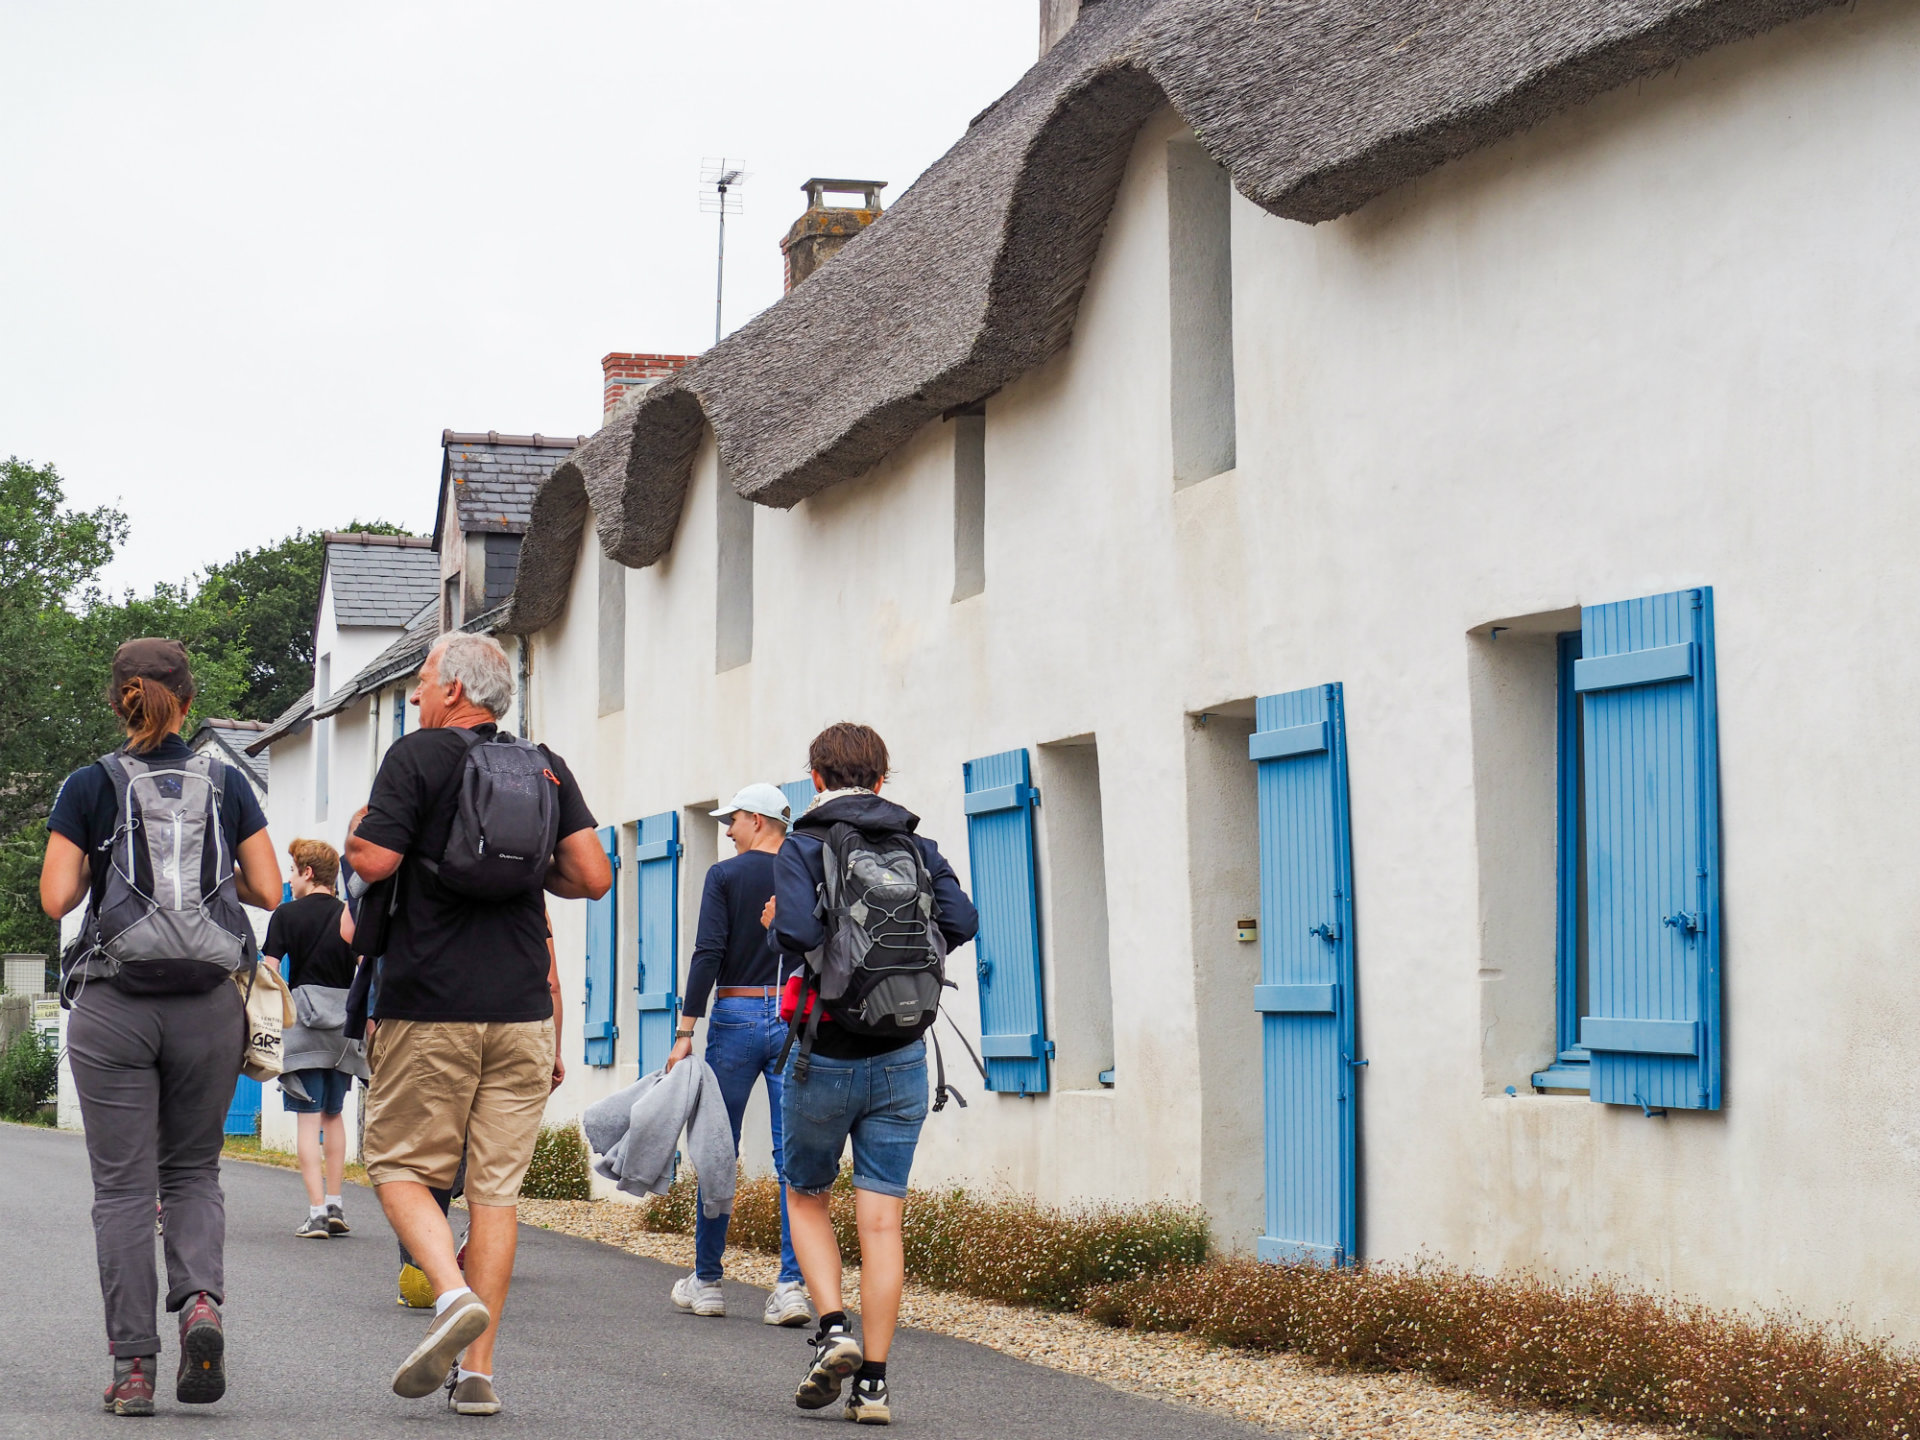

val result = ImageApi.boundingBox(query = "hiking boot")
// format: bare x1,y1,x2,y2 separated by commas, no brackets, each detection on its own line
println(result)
795,1322,862,1410
446,1372,501,1416
295,1211,331,1239
845,1375,892,1425
671,1272,725,1317
103,1357,155,1417
326,1204,350,1237
175,1293,226,1405
764,1281,813,1327
392,1293,491,1399
397,1263,435,1309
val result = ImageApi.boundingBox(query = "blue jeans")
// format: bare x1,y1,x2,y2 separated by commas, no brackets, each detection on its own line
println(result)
695,995,801,1284
782,1037,927,1200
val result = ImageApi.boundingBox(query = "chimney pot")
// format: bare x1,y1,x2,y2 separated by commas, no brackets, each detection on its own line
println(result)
781,177,888,291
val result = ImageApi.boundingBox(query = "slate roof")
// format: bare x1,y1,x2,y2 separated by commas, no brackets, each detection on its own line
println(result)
501,0,1845,635
245,690,313,757
434,432,585,548
313,599,440,721
188,719,271,792
323,534,440,629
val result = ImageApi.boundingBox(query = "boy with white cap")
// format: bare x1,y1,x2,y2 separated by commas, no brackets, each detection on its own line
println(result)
664,782,812,1326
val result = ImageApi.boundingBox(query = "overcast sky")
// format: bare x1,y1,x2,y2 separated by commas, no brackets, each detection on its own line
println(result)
1,1,1036,595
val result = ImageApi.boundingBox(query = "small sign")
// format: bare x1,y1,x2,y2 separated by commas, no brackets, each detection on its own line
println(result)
1236,917,1259,943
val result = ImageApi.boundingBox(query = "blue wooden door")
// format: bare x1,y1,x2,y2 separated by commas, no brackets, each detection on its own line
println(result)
633,810,681,1075
1250,683,1358,1266
963,748,1050,1094
581,825,620,1067
1577,587,1721,1111
224,1074,262,1136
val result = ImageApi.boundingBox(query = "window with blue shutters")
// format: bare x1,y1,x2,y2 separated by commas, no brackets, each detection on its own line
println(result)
581,825,619,1067
1250,683,1358,1267
963,748,1051,1095
1575,587,1722,1112
1531,634,1593,1093
633,810,682,1076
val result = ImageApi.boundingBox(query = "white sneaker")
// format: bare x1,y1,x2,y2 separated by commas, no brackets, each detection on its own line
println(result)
763,1280,813,1327
670,1272,725,1317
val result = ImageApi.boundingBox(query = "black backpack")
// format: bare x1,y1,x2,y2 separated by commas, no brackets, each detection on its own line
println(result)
781,821,948,1076
419,730,562,898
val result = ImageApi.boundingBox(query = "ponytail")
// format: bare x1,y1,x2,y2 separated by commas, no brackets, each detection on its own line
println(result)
117,676,187,754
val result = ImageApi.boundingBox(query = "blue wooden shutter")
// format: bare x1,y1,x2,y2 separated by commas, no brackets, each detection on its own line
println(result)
1577,587,1721,1111
780,778,815,827
633,810,681,1075
962,748,1050,1095
1250,683,1358,1267
581,825,619,1067
224,1074,262,1136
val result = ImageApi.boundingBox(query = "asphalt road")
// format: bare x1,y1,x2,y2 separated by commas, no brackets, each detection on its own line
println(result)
0,1123,1274,1437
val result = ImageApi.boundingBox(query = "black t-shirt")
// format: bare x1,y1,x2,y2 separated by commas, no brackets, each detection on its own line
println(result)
263,892,357,990
47,735,269,916
682,850,787,1018
355,724,594,1023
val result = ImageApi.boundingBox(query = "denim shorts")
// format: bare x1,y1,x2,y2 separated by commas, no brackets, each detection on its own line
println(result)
281,1067,352,1116
781,1038,928,1199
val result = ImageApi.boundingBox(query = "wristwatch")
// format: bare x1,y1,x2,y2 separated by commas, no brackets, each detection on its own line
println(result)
675,1024,696,1040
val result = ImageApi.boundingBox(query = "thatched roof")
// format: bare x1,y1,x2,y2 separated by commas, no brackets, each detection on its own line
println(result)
503,0,1841,634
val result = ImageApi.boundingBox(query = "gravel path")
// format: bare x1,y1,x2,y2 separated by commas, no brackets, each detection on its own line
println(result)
514,1197,1681,1440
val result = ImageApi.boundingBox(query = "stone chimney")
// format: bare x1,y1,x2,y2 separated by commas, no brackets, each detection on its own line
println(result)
1039,0,1081,54
602,352,696,419
780,179,886,291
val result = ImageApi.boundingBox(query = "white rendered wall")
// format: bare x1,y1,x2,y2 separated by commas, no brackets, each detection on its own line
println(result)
528,0,1920,1335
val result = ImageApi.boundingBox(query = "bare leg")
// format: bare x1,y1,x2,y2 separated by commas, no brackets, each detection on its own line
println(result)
377,1181,462,1295
456,1203,518,1375
296,1112,324,1208
320,1112,346,1197
786,1189,843,1317
853,1191,905,1361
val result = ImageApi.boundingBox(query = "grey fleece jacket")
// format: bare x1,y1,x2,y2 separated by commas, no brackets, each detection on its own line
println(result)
581,1058,736,1218
281,983,370,1080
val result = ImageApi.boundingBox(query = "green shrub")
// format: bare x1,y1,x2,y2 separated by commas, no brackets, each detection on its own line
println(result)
519,1123,591,1200
0,1029,56,1123
1083,1259,1920,1440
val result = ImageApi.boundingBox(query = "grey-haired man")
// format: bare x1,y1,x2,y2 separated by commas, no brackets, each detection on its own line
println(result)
664,782,812,1327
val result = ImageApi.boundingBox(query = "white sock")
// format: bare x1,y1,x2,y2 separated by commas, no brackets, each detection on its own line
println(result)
309,1204,328,1220
456,1367,492,1384
324,1194,342,1210
433,1285,475,1316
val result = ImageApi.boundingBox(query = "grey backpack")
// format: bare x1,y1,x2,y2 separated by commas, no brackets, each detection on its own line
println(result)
418,729,562,898
62,750,254,999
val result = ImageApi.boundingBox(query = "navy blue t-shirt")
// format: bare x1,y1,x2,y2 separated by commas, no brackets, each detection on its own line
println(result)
682,849,787,1018
47,735,269,915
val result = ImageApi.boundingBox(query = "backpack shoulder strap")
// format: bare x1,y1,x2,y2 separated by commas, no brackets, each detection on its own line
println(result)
414,729,489,875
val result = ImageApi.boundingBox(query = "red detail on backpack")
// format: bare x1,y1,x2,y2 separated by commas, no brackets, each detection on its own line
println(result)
543,769,559,786
780,973,818,1025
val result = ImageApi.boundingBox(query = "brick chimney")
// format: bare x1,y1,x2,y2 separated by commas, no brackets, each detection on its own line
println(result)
1039,0,1081,54
780,179,886,292
602,352,696,419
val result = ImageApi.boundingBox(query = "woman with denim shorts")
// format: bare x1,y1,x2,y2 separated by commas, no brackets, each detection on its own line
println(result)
769,724,978,1426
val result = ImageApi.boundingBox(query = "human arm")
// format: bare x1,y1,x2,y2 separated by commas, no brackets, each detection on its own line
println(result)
342,834,402,884
38,832,90,920
544,828,612,901
547,930,565,1090
919,838,980,951
234,830,283,911
667,868,733,1072
770,835,826,957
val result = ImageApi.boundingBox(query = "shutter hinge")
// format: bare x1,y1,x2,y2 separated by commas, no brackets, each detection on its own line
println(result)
1044,1039,1056,1060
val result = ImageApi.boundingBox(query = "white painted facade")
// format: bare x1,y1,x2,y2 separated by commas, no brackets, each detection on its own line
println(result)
508,1,1920,1339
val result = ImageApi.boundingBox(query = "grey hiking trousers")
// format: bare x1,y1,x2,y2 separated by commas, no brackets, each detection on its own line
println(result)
67,979,244,1356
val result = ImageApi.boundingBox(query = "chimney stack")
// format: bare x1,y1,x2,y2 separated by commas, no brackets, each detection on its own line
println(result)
1039,0,1081,54
780,178,887,291
601,352,696,419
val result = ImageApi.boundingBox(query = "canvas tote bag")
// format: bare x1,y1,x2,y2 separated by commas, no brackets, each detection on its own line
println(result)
234,962,295,1081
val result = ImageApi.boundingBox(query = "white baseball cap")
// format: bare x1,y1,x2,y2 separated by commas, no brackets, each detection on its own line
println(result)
710,782,792,827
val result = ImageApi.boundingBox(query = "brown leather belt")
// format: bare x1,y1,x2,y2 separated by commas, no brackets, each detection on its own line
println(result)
716,985,780,998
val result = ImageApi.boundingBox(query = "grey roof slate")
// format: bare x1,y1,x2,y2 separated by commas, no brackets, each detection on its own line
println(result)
188,719,271,792
324,534,440,629
245,690,313,757
435,432,584,547
502,0,1844,636
313,599,441,720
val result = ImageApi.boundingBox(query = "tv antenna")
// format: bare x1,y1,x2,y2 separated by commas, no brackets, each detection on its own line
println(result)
700,158,749,347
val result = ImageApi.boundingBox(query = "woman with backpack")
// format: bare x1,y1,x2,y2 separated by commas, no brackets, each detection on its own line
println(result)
38,639,283,1417
768,723,978,1427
